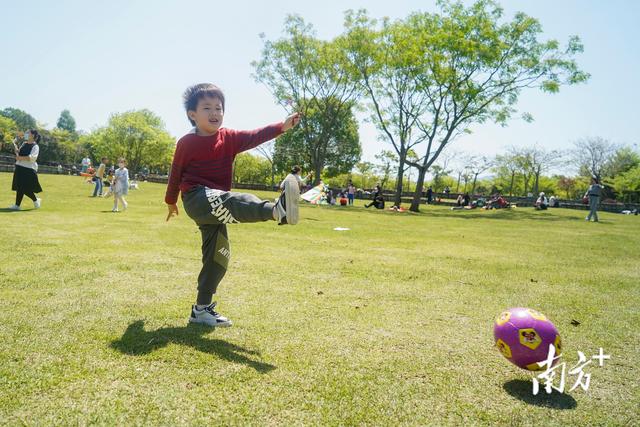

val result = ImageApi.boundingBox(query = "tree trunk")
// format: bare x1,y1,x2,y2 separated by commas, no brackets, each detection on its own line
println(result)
509,171,515,196
409,167,428,212
456,172,461,192
533,172,540,195
314,163,322,185
471,173,479,195
270,163,275,189
393,151,406,207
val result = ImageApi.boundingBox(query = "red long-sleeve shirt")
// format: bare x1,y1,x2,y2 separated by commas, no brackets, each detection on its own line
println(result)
164,123,283,205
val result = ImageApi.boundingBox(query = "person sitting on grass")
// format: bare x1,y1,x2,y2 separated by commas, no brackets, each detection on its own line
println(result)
535,192,548,210
365,185,385,209
165,83,301,327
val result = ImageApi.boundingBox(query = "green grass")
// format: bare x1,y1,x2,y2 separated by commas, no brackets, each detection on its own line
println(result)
0,173,638,426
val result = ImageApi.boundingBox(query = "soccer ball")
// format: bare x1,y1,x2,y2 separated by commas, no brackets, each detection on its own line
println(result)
493,307,562,371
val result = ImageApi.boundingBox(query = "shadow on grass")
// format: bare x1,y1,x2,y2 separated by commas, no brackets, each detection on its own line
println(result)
110,320,276,373
424,208,585,222
0,208,35,213
304,204,589,222
503,379,577,409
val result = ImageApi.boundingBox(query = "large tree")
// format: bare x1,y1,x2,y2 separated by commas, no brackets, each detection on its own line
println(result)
526,146,562,195
343,11,431,206
345,1,588,211
56,109,77,133
84,110,175,173
493,149,521,196
0,107,36,130
253,15,361,183
467,155,494,194
272,97,361,180
603,146,639,179
571,137,616,180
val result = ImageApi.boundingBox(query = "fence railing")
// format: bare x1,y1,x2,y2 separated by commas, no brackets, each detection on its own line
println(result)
1,161,638,213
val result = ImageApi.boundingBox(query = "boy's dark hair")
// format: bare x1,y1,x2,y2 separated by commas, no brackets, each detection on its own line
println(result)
183,83,225,126
291,165,301,174
101,157,108,162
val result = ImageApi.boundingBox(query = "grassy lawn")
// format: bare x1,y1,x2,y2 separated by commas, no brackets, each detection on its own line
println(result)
0,173,638,426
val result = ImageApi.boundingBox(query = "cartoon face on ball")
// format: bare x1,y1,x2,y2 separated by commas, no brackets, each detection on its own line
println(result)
519,328,542,350
496,339,512,358
496,311,511,325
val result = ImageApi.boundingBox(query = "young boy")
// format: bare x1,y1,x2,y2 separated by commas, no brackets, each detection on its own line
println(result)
91,157,109,197
165,83,301,327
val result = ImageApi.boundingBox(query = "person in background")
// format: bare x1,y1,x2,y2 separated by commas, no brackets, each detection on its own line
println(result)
535,192,548,210
81,155,91,173
112,158,129,212
426,186,433,204
281,165,312,192
103,169,115,198
584,177,604,222
8,130,43,210
462,193,471,207
347,181,356,205
365,185,385,209
339,190,348,206
91,157,109,197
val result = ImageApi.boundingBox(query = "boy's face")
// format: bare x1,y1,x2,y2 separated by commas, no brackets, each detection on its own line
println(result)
188,96,224,135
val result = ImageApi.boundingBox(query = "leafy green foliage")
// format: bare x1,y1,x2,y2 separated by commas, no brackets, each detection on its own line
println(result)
343,1,588,211
0,116,18,151
233,152,272,185
0,107,36,130
253,15,361,183
273,98,360,180
610,165,640,202
83,110,175,173
56,109,77,133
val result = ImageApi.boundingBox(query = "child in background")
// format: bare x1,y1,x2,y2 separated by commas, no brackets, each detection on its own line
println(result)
103,169,115,198
112,158,129,212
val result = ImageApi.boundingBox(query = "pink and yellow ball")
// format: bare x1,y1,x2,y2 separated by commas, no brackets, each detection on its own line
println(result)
493,307,562,371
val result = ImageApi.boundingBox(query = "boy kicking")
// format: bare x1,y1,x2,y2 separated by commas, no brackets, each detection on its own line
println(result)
165,83,301,327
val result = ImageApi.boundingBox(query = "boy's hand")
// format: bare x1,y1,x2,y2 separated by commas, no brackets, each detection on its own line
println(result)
282,112,301,131
166,204,179,222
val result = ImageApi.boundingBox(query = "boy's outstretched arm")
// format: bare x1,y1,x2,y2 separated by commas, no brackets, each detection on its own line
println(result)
231,112,301,154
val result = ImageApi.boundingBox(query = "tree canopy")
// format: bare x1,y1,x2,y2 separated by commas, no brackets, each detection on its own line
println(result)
83,110,175,173
343,0,588,210
56,109,77,133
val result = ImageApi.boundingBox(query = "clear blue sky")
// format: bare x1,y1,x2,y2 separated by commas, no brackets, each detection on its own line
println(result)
2,0,639,168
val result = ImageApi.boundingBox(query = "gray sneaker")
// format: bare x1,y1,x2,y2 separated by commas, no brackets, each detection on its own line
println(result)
275,174,300,225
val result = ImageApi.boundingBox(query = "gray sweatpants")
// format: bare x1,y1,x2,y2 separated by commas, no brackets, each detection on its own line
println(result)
586,195,599,222
182,186,275,304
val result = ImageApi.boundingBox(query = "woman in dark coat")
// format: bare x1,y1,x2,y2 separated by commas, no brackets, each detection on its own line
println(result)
9,130,43,210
